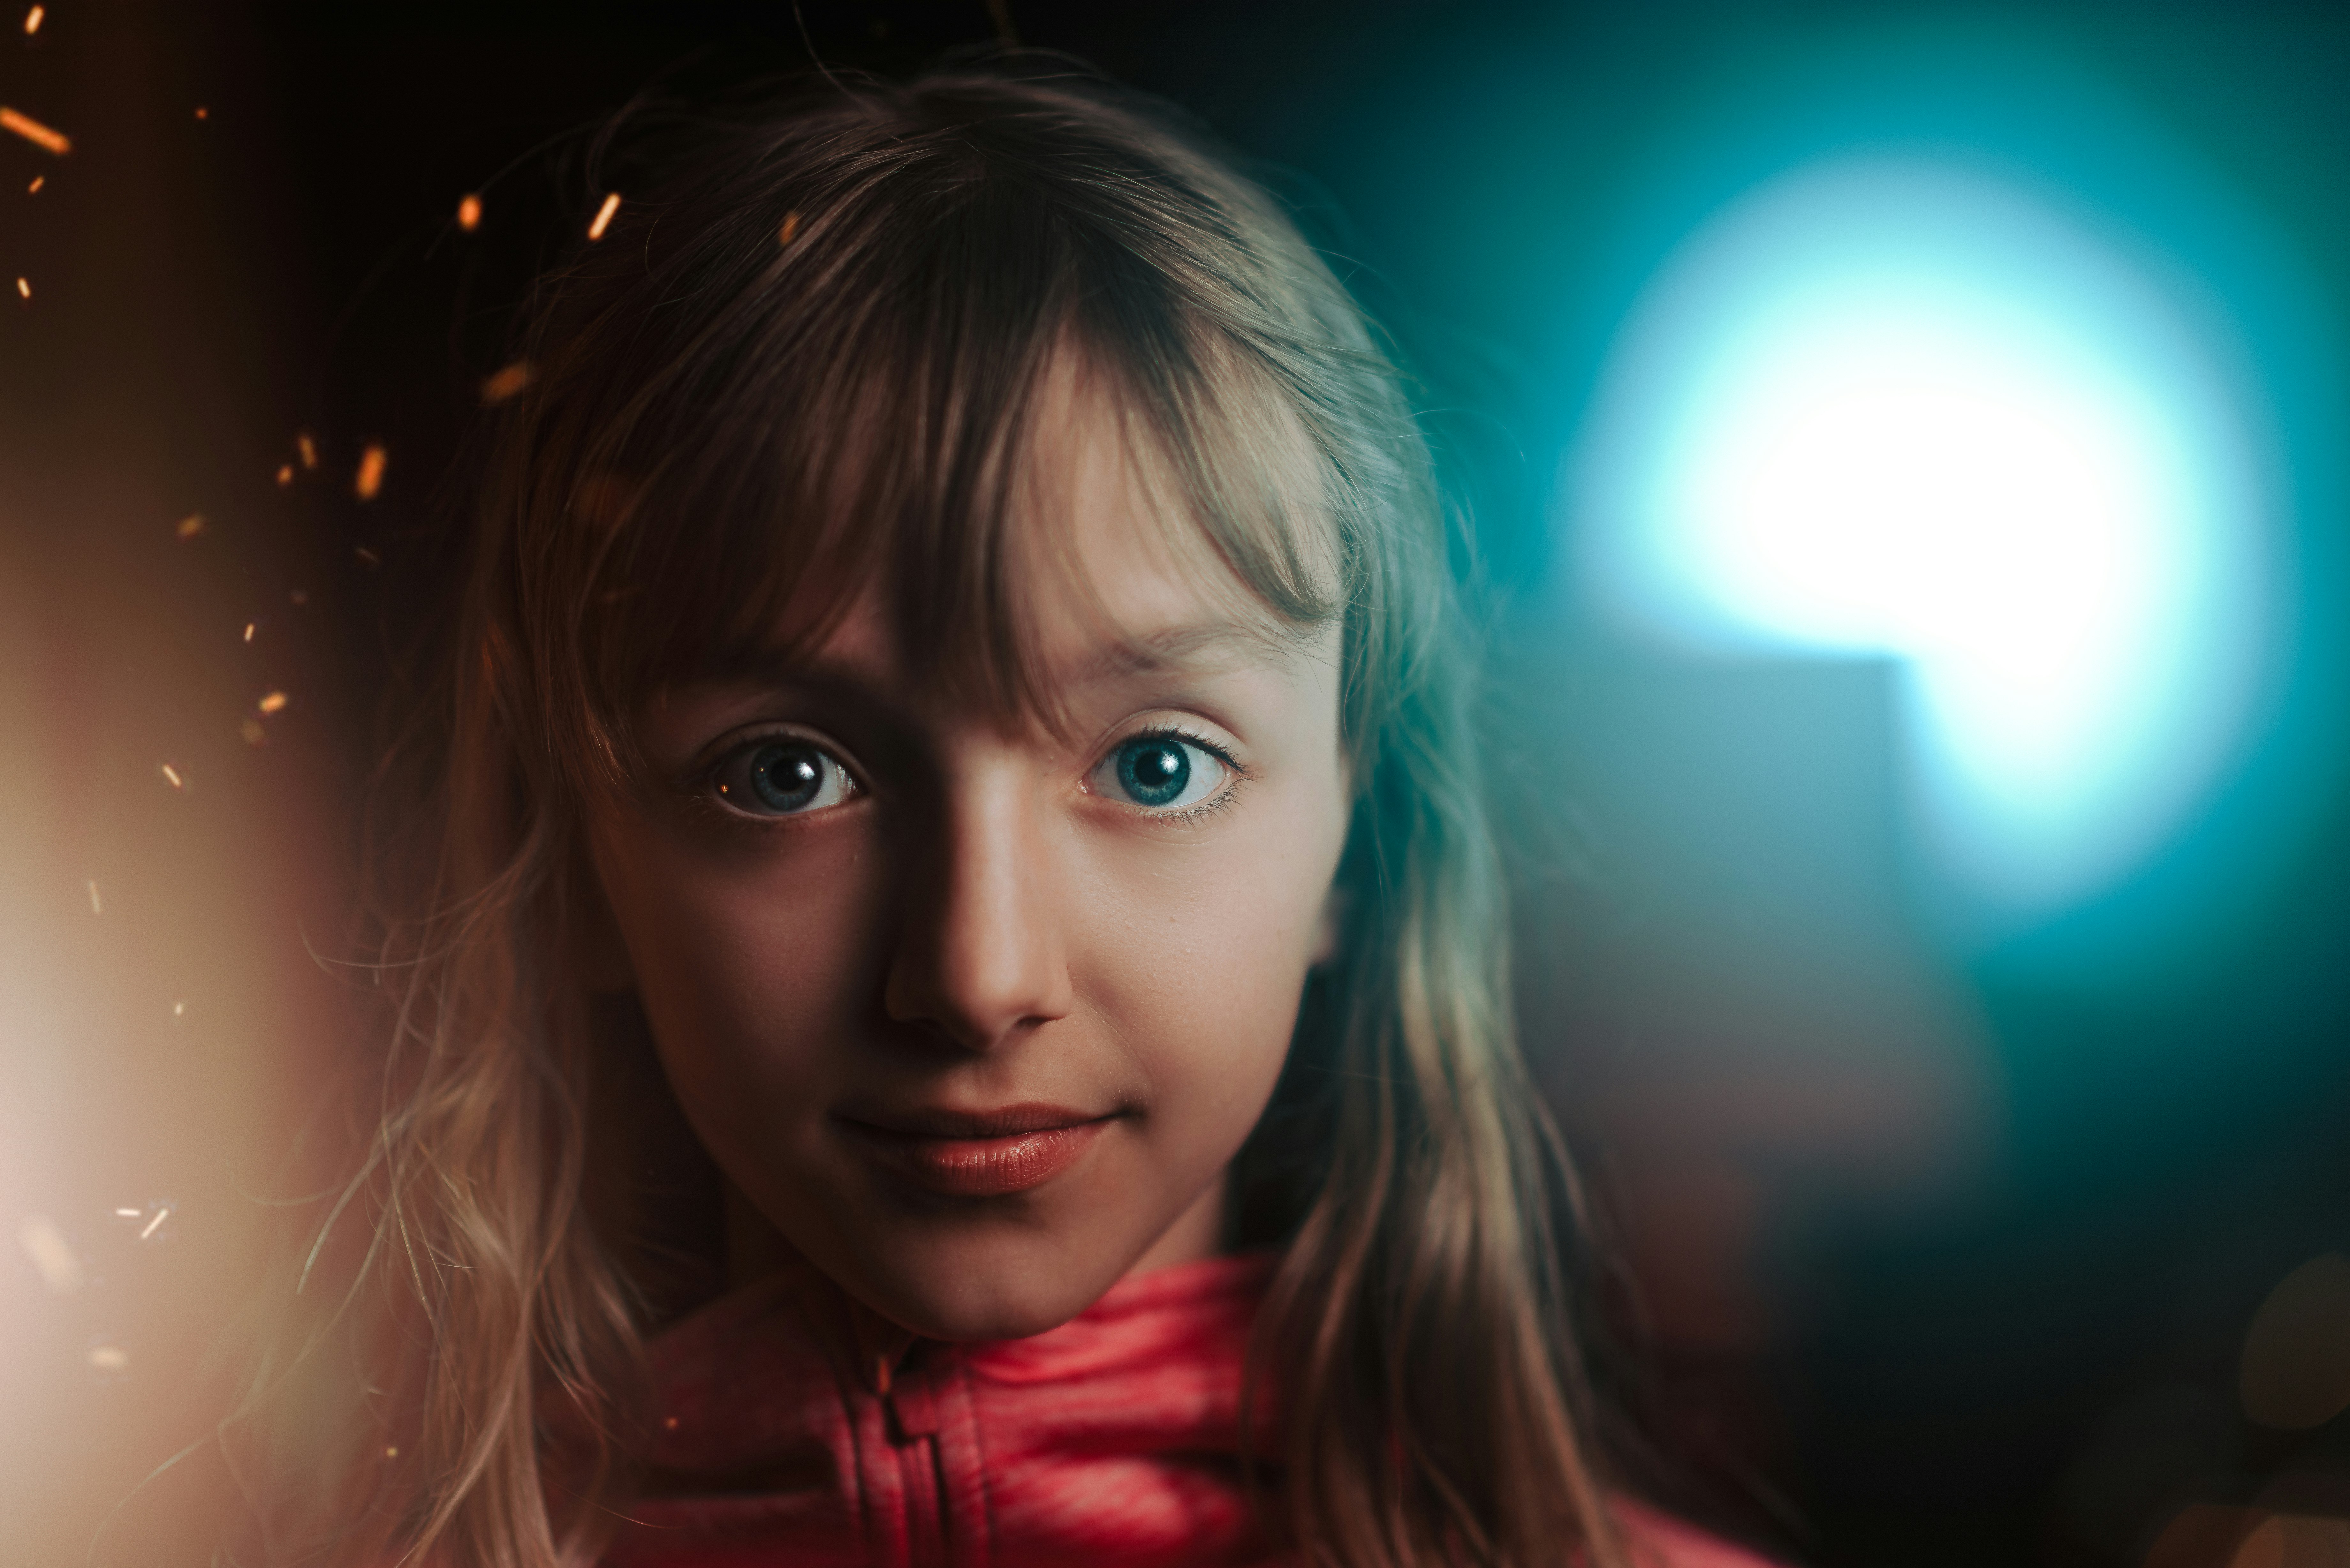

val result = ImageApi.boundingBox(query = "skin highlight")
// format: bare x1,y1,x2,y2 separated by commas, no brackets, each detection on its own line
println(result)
585,377,1350,1342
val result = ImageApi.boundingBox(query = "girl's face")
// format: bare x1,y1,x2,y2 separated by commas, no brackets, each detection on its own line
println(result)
585,388,1350,1342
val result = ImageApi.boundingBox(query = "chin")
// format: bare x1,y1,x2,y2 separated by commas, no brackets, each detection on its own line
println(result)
853,1234,1123,1344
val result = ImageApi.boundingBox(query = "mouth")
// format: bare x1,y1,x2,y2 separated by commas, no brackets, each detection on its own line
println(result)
835,1102,1117,1198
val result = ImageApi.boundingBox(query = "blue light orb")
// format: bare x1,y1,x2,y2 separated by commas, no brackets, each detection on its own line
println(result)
1575,157,2277,914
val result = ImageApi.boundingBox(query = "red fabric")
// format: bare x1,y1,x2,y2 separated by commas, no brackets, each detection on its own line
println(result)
604,1253,1780,1568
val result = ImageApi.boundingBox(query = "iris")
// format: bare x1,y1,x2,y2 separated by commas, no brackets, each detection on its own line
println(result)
1116,737,1190,808
749,742,826,813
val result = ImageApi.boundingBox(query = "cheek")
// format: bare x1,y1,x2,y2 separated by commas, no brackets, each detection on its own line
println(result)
591,812,884,1121
1075,777,1347,1139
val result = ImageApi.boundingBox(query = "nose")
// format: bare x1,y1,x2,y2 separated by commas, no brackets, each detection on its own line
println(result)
882,759,1075,1053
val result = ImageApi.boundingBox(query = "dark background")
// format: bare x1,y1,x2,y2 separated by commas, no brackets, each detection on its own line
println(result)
6,3,2350,1565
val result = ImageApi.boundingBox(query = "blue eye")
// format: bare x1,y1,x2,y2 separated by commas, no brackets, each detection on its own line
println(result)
713,738,855,817
1097,734,1228,812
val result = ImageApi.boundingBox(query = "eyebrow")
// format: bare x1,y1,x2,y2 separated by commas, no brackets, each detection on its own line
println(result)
1066,619,1315,690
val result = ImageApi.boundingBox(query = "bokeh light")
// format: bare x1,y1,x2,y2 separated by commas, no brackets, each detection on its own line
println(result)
1575,156,2280,915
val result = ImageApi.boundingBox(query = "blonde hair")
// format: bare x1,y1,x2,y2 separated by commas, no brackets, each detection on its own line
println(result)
223,63,1625,1568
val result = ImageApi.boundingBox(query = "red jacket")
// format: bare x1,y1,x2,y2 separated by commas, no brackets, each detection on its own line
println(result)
604,1253,1779,1568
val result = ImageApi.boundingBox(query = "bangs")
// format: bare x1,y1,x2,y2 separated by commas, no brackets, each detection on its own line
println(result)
496,76,1357,782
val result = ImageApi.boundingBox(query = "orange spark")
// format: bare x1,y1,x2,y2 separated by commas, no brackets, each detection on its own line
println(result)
480,361,533,404
296,431,317,469
1,105,70,154
175,513,205,539
160,763,183,789
113,1208,140,1218
275,462,293,486
22,6,41,35
242,621,254,642
457,192,481,231
257,690,288,715
26,175,42,193
138,1205,170,1240
193,105,207,120
14,277,26,299
355,442,386,500
587,191,621,241
171,1000,185,1017
778,210,800,247
20,1217,83,1293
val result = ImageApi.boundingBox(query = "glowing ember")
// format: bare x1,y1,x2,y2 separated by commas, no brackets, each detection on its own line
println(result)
240,718,266,746
138,1205,171,1241
457,192,481,231
193,106,207,120
1,105,70,155
85,878,101,914
355,442,386,500
384,1446,399,1459
588,191,622,241
113,1208,140,1218
296,432,317,469
242,621,255,642
87,1344,129,1374
172,1000,185,1017
160,762,183,789
176,513,206,540
18,1215,83,1293
257,690,288,715
481,361,533,404
22,6,41,35
779,210,801,247
26,175,41,193
275,463,293,486
14,277,26,299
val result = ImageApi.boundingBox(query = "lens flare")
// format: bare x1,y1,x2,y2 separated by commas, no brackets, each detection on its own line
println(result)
1575,157,2276,913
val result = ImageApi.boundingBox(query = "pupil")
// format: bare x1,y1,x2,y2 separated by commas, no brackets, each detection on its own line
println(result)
750,743,823,811
1120,739,1188,806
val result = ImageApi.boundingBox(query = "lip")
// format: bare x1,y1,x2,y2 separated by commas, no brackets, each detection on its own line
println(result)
837,1102,1115,1198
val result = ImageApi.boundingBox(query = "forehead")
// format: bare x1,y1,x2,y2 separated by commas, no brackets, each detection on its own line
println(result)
1023,360,1251,642
814,373,1323,704
613,327,1346,748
